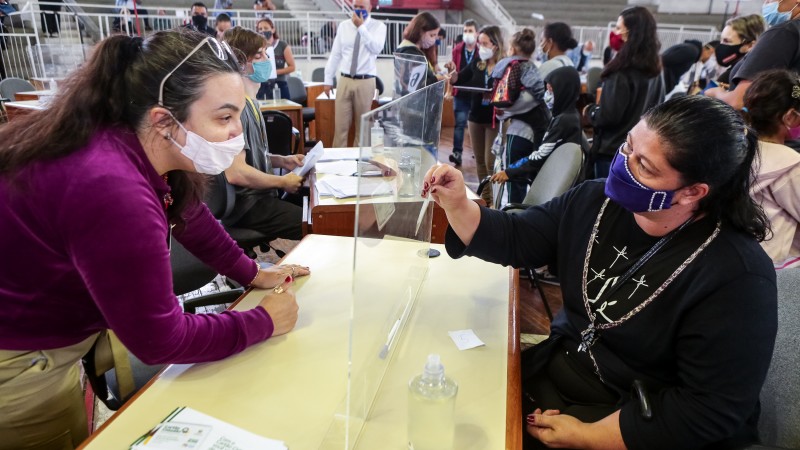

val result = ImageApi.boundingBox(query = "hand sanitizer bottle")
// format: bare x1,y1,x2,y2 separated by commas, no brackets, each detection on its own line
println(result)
408,354,458,450
371,120,384,156
272,83,281,101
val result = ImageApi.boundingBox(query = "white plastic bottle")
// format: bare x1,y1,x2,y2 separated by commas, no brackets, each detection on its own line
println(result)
370,120,384,156
272,83,281,101
408,354,458,450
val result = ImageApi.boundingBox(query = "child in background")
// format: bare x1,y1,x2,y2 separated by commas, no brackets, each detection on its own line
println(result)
742,69,800,268
492,65,583,196
489,28,550,203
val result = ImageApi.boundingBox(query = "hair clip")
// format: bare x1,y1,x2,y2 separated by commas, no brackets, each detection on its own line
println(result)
793,85,800,99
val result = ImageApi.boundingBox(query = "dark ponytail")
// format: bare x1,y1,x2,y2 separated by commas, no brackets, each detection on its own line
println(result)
643,96,770,241
0,30,241,227
544,22,578,52
743,69,800,138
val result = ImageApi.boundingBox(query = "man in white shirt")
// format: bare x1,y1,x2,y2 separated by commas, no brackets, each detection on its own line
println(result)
323,0,387,147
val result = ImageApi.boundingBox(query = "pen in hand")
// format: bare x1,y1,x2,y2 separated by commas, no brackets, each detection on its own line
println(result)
272,275,293,294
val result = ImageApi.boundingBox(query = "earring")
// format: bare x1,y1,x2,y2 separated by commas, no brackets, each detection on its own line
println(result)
164,132,171,140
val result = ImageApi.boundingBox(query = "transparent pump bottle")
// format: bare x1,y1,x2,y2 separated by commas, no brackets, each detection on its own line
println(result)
408,354,458,450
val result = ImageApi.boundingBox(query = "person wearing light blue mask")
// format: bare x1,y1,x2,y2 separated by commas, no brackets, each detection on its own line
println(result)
762,0,799,26
221,26,306,244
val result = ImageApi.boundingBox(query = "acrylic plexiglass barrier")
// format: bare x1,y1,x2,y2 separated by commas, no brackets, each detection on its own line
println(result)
318,80,446,449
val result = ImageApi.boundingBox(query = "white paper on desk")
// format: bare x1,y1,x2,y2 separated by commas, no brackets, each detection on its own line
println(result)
293,141,324,177
318,175,393,198
318,148,363,162
130,406,286,450
315,160,358,176
448,329,486,351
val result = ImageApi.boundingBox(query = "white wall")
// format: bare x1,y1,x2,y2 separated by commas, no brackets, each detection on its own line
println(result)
646,0,760,15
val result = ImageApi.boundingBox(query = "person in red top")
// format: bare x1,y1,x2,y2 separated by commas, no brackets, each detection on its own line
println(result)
448,19,479,166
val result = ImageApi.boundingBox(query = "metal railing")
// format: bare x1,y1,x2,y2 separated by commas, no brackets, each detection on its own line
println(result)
0,2,718,81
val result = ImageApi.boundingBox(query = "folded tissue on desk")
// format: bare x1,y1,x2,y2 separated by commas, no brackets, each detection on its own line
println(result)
130,407,286,450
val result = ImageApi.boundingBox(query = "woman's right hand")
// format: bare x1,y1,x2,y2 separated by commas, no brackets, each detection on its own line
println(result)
422,165,469,212
258,289,299,337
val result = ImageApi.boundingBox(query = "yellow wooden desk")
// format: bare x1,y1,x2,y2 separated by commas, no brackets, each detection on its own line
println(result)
79,234,520,449
3,100,45,122
14,89,56,101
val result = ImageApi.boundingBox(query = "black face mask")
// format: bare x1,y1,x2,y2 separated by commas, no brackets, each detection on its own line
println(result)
192,15,208,29
262,30,273,40
714,42,745,67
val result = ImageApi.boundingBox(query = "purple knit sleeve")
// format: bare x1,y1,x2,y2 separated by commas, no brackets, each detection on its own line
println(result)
173,200,259,286
60,171,273,365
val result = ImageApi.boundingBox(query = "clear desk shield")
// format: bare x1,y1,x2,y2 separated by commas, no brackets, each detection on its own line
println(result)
319,81,446,449
392,52,430,99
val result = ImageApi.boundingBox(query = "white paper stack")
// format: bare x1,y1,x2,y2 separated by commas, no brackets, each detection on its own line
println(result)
317,148,362,162
315,160,359,176
316,175,393,198
130,407,286,450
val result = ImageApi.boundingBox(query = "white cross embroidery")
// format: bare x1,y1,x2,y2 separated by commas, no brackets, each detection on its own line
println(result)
588,268,606,285
628,275,649,299
610,245,629,268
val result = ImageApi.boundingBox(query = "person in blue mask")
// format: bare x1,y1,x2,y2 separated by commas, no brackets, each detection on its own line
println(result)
221,27,306,244
323,0,387,148
422,95,776,450
762,0,799,26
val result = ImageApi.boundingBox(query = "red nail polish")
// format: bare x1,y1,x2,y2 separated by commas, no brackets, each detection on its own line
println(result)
423,181,429,189
285,275,293,283
430,176,435,183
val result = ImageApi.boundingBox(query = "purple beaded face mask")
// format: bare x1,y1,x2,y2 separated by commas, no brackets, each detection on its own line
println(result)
604,143,678,213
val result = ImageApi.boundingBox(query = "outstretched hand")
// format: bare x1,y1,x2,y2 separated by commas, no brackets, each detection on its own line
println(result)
421,164,469,212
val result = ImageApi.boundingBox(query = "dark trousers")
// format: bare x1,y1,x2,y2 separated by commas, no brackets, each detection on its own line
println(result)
40,10,60,36
522,342,619,450
593,154,612,179
506,134,535,203
229,195,303,242
452,96,471,154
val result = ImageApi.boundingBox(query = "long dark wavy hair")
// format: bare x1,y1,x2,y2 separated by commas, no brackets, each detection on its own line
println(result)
0,30,241,227
643,96,769,241
602,6,661,79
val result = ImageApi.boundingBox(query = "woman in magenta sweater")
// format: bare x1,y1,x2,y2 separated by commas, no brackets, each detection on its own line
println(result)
0,30,308,449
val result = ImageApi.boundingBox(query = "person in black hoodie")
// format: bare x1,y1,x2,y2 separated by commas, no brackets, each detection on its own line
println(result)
583,6,664,178
492,65,582,197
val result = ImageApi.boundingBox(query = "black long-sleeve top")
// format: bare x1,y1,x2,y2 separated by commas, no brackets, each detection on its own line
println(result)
453,57,494,124
585,69,664,157
446,180,777,449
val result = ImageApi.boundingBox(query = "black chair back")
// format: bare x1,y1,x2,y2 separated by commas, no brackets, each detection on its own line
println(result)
312,67,325,82
262,110,294,156
375,76,384,96
205,173,235,220
286,76,308,106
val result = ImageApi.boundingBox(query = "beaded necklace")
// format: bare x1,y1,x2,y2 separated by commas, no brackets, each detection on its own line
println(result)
579,199,721,383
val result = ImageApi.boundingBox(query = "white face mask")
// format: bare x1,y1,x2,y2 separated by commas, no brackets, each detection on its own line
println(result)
463,32,476,45
544,90,554,110
421,34,437,49
478,45,494,61
169,119,244,174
